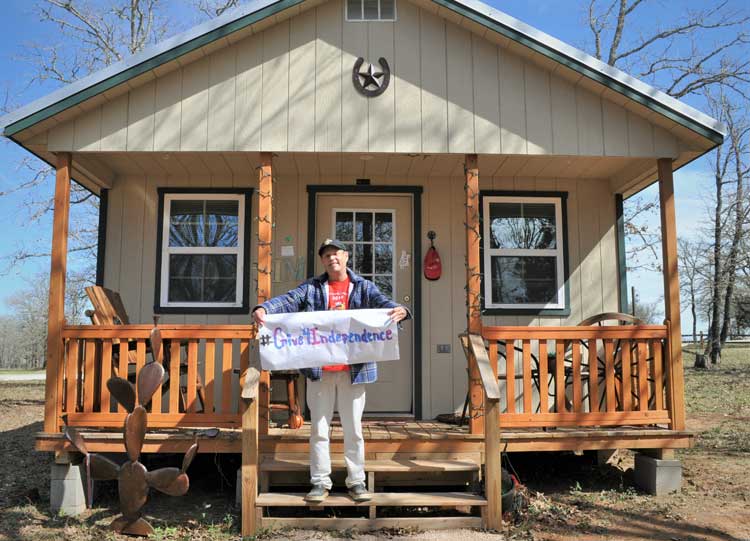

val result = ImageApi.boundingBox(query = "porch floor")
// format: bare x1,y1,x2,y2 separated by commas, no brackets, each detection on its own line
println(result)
36,420,693,455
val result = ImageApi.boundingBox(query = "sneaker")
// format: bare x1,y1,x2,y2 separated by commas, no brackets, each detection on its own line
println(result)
348,483,372,502
304,484,329,503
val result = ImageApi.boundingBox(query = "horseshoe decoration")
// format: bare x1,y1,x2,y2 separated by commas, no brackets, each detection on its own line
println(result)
352,57,391,97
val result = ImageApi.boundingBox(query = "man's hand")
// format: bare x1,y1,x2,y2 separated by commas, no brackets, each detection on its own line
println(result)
388,306,408,323
252,307,267,327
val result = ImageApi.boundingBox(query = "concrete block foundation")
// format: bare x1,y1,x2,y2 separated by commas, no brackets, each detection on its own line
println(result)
634,453,682,495
50,463,86,515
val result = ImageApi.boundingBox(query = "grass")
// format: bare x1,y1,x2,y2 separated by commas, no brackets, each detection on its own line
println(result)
0,368,45,374
682,344,750,416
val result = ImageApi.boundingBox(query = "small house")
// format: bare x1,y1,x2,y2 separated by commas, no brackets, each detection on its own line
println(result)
1,0,722,533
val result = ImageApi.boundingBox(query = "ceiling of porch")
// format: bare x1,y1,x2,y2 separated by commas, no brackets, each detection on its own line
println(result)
73,151,659,194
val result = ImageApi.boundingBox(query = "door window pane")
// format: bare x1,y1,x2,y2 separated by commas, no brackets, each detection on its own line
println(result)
375,213,393,241
336,212,354,241
355,212,373,241
355,243,373,274
374,244,392,274
490,256,557,305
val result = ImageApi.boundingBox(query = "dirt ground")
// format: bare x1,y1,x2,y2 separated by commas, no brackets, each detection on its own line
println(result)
1,349,749,541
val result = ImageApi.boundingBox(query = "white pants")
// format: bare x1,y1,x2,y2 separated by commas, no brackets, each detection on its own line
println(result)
306,370,366,489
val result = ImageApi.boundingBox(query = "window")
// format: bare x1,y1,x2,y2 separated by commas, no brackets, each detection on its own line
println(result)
333,209,395,297
156,190,251,313
346,0,396,21
481,193,567,312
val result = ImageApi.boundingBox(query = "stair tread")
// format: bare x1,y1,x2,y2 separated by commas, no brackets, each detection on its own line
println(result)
256,491,488,507
260,457,479,472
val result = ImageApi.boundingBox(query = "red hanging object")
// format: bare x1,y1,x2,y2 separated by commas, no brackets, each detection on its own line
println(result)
424,231,442,281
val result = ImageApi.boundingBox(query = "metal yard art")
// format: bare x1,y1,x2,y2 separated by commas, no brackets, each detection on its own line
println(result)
63,319,198,536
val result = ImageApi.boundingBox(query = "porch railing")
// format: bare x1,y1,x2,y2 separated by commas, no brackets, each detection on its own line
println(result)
56,325,256,430
480,324,675,429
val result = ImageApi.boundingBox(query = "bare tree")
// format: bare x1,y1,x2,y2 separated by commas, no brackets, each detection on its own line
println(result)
195,0,242,18
585,0,750,283
587,0,750,99
678,237,708,343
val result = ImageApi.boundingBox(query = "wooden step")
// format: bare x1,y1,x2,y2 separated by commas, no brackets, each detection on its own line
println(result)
259,516,483,531
260,457,480,472
256,492,487,507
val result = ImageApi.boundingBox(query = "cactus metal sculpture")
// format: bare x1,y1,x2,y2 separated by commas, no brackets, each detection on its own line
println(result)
63,319,198,536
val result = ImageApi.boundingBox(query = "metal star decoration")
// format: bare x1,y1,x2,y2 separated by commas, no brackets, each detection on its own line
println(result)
352,57,391,97
358,63,384,90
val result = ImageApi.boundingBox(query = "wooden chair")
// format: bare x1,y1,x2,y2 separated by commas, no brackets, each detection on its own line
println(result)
84,286,206,412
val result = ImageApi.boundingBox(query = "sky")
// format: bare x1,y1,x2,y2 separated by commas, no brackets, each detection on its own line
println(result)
0,0,743,332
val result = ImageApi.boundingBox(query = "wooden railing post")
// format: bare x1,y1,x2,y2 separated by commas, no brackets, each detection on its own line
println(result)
657,158,686,430
257,152,273,435
241,372,260,537
44,153,72,433
467,335,501,530
465,154,484,435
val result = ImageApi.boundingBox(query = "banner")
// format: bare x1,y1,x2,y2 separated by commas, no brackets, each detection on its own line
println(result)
258,309,399,371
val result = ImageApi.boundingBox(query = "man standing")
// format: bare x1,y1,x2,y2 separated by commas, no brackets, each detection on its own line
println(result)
252,239,409,503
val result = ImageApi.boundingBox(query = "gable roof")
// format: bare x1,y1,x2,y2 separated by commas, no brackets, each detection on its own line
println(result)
0,0,724,144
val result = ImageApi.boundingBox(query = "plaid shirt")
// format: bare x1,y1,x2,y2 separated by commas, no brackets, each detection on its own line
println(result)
256,269,410,384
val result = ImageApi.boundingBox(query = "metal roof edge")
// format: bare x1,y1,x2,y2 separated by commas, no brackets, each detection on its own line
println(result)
436,0,725,144
1,0,725,145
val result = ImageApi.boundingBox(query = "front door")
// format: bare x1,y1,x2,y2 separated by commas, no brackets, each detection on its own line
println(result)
315,194,414,414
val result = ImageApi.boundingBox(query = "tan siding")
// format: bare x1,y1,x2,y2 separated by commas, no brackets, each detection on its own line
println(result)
207,45,238,151
46,4,693,158
627,111,654,157
261,19,290,151
315,0,343,152
472,35,501,155
180,57,210,151
235,32,263,151
288,9,317,151
154,69,183,151
73,106,101,151
575,88,603,156
368,21,396,152
126,80,156,151
342,18,369,151
446,24,475,153
524,63,552,154
498,48,526,154
550,76,578,156
100,94,129,151
419,9,448,153
393,0,422,153
602,100,629,156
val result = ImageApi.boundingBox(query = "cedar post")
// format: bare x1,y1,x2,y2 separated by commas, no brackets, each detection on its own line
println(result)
44,153,72,433
657,158,686,430
241,390,259,536
257,153,273,434
465,155,484,434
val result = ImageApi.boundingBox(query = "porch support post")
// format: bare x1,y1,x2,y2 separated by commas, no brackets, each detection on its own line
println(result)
657,158,686,430
465,154,484,434
44,153,72,433
257,152,273,434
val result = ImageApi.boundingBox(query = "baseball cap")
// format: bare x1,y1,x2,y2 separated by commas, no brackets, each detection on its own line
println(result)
318,238,348,256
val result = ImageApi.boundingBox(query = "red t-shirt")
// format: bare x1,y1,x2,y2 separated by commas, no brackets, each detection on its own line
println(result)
323,277,350,372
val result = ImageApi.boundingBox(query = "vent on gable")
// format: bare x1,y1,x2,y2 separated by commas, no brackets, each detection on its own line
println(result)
346,0,396,21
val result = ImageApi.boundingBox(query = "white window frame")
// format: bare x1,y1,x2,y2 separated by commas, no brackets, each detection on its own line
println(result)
345,0,397,22
482,195,565,310
331,208,397,296
160,193,245,309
